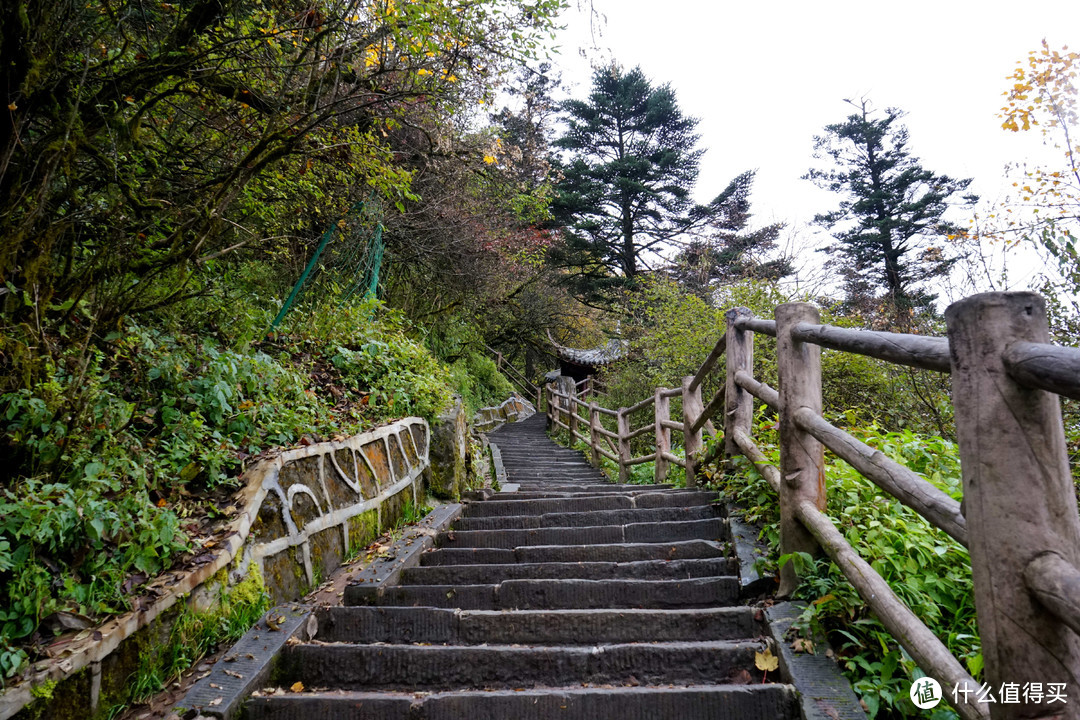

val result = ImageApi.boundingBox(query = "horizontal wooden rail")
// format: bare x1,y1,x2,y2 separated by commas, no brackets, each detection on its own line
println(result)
734,370,779,409
794,500,989,720
735,317,777,336
1002,340,1080,401
658,387,683,399
625,453,657,467
688,336,727,392
660,420,684,433
624,395,657,415
792,322,951,373
1024,552,1080,637
624,424,654,441
660,451,686,468
551,416,569,431
793,407,968,547
594,426,619,440
595,445,619,464
731,428,781,493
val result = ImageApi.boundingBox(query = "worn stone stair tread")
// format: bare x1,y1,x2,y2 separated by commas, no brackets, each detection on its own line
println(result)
501,484,673,493
462,491,720,517
315,606,759,644
400,557,737,584
420,540,730,565
243,683,799,720
437,518,727,548
347,576,739,609
277,639,764,690
454,505,719,530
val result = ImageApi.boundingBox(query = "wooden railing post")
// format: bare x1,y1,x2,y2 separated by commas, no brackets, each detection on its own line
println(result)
616,409,631,483
946,292,1080,716
545,383,554,431
589,402,602,467
682,376,704,488
568,394,579,441
724,307,755,461
775,302,825,598
654,389,671,484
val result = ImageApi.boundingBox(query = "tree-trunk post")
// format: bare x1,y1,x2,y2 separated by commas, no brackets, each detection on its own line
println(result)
654,388,671,484
589,402,602,467
616,409,631,483
776,302,825,598
946,292,1080,718
545,383,554,431
682,375,705,488
724,307,755,462
568,393,579,443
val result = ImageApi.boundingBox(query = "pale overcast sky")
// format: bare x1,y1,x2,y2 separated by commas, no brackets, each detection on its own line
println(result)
549,0,1080,293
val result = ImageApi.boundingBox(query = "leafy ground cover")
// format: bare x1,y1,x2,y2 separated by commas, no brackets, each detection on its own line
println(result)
0,298,511,685
702,415,977,720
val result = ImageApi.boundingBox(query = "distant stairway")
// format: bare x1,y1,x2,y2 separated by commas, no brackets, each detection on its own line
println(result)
243,413,804,719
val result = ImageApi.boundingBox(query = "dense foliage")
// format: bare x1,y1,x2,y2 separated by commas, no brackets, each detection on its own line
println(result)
0,291,522,681
707,417,977,720
0,0,575,684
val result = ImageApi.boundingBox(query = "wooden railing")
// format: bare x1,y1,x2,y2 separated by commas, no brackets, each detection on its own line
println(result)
543,292,1080,720
486,345,542,410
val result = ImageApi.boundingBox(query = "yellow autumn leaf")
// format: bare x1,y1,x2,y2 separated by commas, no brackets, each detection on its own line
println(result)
483,155,496,165
290,681,304,693
755,648,779,673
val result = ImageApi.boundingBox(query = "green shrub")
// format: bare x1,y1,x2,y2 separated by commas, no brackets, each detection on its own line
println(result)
709,412,977,719
446,352,516,414
0,295,467,681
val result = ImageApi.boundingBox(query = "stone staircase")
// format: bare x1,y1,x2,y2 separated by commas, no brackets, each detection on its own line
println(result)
192,413,862,719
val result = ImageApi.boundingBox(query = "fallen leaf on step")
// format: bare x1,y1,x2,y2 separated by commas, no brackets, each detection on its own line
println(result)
791,637,815,654
755,648,779,673
289,681,304,693
209,697,223,707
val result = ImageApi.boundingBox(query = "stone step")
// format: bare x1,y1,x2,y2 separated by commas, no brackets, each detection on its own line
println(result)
315,606,759,645
483,491,637,500
401,558,736,584
420,540,730,566
436,518,727,548
454,505,718,531
498,484,673,494
343,577,739,609
463,491,719,517
243,684,799,720
276,640,763,691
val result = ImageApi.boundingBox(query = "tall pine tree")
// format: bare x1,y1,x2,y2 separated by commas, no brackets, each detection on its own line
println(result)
805,100,977,319
550,64,753,300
